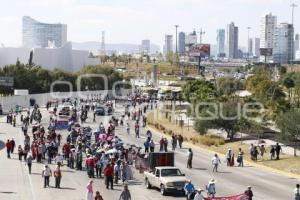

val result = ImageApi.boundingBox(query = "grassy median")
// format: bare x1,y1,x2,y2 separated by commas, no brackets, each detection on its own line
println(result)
147,110,300,176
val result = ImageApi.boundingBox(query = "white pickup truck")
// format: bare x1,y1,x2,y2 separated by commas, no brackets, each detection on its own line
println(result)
144,166,187,195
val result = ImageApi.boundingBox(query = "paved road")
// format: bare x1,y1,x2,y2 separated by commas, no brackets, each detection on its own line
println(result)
0,102,298,200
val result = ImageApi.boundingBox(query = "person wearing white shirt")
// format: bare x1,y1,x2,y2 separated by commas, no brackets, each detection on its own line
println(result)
294,184,300,200
194,188,205,200
211,154,221,172
42,165,52,188
55,153,64,166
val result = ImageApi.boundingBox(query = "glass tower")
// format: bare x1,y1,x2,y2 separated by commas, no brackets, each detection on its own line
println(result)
22,16,67,48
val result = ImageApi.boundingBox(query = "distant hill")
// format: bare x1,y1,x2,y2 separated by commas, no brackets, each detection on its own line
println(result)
72,41,160,54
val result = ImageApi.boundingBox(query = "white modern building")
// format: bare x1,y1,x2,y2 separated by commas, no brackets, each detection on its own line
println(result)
0,43,98,71
273,23,294,64
216,29,225,57
260,13,277,61
23,16,67,48
226,22,239,59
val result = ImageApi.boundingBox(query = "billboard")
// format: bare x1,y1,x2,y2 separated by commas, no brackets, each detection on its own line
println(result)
0,76,14,87
189,44,211,57
260,48,273,56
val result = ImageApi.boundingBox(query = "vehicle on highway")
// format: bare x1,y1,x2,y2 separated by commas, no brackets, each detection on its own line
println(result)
144,166,187,196
94,106,106,116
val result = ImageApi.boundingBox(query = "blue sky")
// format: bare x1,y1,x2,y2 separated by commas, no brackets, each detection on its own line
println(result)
0,0,299,48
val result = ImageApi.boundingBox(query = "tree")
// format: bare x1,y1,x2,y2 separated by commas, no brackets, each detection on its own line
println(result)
282,76,295,102
183,80,215,103
217,77,244,96
276,109,300,156
194,101,250,140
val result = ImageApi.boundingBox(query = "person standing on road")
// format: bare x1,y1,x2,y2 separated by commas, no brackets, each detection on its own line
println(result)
42,165,52,188
6,139,11,158
244,186,253,200
149,139,155,152
94,191,104,200
212,154,221,172
18,145,23,160
275,143,282,160
184,180,195,200
104,163,114,190
206,179,216,198
86,180,93,200
126,122,130,135
54,165,62,188
10,138,15,154
193,188,205,200
119,184,131,200
178,134,183,148
294,184,300,200
26,154,33,174
187,148,193,169
259,145,266,160
237,148,244,167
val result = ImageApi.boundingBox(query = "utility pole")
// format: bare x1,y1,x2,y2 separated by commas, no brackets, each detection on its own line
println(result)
174,25,179,53
291,3,297,25
198,28,205,44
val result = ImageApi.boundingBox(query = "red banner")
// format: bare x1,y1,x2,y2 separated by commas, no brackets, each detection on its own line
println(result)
205,194,248,200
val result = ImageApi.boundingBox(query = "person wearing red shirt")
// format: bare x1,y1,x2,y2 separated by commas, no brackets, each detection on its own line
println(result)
103,163,114,190
63,143,70,160
86,156,95,178
6,140,11,158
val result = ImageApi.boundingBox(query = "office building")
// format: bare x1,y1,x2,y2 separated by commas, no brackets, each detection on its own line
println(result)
260,13,277,62
273,23,294,64
295,34,299,52
185,30,197,46
248,38,253,57
141,39,150,55
216,29,225,57
226,22,239,59
22,16,67,48
254,38,260,57
164,35,173,54
178,32,185,54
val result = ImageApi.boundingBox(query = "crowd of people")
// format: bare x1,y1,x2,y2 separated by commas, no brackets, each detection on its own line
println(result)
3,91,299,200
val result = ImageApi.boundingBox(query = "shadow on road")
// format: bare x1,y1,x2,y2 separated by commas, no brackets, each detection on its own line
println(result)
59,187,76,190
193,167,208,171
0,191,16,194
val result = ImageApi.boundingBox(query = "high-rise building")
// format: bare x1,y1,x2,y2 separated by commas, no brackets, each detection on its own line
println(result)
295,34,299,52
141,39,150,55
260,13,277,51
226,22,239,59
178,32,185,54
185,30,197,46
216,29,225,57
164,35,173,54
22,16,67,48
254,38,260,57
273,23,294,64
248,38,253,56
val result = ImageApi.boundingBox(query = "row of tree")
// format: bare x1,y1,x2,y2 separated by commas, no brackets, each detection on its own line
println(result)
0,62,123,95
183,67,300,155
